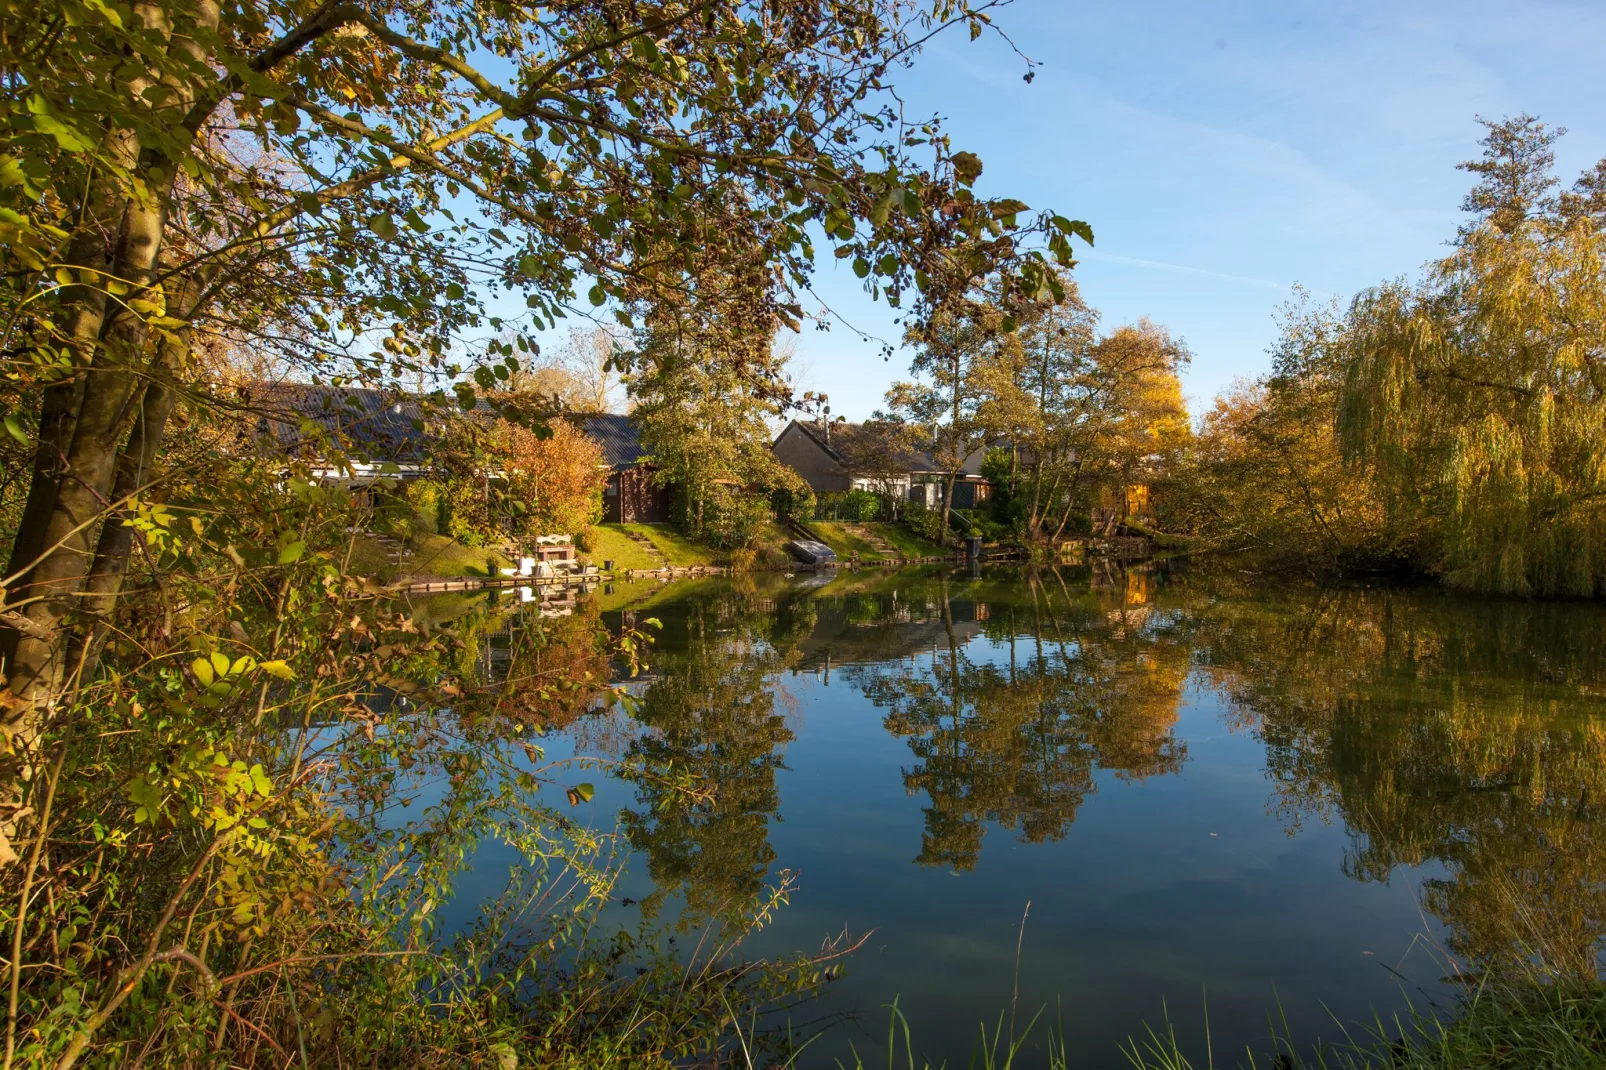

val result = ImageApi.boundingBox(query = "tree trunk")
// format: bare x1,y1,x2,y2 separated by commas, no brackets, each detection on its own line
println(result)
939,469,959,546
66,367,179,684
6,169,173,707
1050,460,1087,543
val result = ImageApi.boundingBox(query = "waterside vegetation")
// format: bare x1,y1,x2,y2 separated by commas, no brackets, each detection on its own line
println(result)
0,0,1602,1063
1169,116,1606,598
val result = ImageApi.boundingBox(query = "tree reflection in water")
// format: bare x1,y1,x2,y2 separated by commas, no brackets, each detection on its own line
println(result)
596,567,1606,976
847,569,1189,871
1191,580,1606,979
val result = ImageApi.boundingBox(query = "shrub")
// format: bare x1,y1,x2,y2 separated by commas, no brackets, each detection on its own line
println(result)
574,525,597,553
771,483,817,526
903,501,945,543
704,488,772,550
442,476,500,547
816,488,884,522
404,479,445,538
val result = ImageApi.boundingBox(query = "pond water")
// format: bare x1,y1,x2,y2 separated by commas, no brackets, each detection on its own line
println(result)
448,563,1606,1067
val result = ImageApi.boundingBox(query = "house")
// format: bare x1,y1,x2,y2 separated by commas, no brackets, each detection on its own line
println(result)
239,381,465,496
241,382,673,525
771,419,994,510
571,412,671,524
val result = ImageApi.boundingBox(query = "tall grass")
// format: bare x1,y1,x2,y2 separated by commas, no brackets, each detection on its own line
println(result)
811,977,1606,1070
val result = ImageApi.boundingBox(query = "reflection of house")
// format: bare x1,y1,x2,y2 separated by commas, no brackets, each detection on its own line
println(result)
793,604,985,675
573,413,670,524
771,419,993,509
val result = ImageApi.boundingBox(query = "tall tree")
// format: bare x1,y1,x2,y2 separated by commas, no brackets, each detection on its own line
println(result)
1341,119,1606,596
0,0,1086,735
1169,291,1410,568
992,278,1100,537
1077,320,1191,534
885,298,999,542
1457,114,1563,236
628,271,804,542
510,327,622,413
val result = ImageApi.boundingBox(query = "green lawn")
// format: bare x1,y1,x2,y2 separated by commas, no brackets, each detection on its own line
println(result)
402,534,513,578
582,524,665,571
866,522,948,559
809,522,885,561
619,523,719,567
810,521,948,562
346,533,514,582
344,536,400,582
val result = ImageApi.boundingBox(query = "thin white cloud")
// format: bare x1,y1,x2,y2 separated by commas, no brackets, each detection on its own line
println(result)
1082,251,1296,292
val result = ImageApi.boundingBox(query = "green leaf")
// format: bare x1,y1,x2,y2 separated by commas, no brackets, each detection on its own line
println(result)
277,540,306,564
259,660,295,681
566,783,595,806
367,213,398,240
191,658,215,686
588,284,606,306
852,257,870,279
445,282,464,301
1052,216,1095,245
3,414,28,445
210,651,232,677
27,96,96,152
248,764,274,797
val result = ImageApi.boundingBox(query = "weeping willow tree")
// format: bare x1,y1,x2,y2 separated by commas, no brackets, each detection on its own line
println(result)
1339,116,1606,596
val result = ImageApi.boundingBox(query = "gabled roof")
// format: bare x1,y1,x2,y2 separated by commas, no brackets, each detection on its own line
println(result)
570,412,649,470
238,382,652,471
779,419,940,473
240,381,486,462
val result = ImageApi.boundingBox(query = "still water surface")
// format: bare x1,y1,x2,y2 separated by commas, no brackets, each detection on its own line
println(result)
453,564,1606,1066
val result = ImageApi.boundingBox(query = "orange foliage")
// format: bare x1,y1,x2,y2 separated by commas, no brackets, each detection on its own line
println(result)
502,418,608,536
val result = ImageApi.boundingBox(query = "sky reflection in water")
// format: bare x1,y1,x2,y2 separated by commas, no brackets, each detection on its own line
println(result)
453,564,1606,1067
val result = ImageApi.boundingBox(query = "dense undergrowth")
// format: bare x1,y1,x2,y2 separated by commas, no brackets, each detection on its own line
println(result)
0,459,839,1068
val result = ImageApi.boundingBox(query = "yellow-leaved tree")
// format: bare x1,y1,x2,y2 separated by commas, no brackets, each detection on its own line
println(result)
1340,116,1606,595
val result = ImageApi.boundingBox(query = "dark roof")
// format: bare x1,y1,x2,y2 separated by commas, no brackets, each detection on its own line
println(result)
239,382,652,471
571,412,649,470
779,419,942,474
240,381,489,462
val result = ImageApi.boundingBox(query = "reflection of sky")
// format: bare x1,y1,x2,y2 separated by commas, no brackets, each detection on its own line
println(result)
745,655,1455,1068
444,607,1462,1069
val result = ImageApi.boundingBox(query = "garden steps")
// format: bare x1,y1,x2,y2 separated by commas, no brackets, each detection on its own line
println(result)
621,528,670,567
842,523,899,557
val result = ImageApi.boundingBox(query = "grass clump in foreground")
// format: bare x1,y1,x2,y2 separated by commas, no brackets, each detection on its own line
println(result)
826,979,1606,1070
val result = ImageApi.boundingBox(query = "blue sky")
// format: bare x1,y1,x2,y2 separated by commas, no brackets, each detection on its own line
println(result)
783,0,1606,420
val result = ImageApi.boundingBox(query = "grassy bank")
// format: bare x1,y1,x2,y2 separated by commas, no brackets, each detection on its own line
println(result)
347,532,514,581
581,523,666,571
810,521,949,562
355,519,954,587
